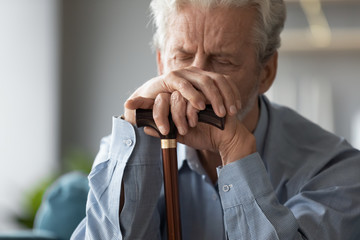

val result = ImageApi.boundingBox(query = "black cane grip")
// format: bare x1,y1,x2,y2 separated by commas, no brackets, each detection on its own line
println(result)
136,105,225,139
197,105,225,130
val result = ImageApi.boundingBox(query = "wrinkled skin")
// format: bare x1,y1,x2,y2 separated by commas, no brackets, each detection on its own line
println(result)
124,6,277,179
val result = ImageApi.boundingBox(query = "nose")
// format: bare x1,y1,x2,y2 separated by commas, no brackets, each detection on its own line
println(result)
192,53,212,72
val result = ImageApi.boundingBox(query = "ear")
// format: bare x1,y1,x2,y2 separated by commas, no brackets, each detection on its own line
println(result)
258,51,278,94
156,50,164,75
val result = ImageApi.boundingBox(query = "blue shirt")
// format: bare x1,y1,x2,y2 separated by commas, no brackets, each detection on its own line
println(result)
71,95,360,239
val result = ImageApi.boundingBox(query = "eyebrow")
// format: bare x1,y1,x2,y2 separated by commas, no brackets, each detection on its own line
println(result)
173,47,236,57
173,47,195,54
211,53,235,58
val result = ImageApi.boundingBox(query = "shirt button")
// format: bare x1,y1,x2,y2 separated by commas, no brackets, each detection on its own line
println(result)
222,184,230,192
124,139,133,147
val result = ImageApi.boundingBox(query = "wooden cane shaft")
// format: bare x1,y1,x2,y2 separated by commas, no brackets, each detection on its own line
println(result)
136,106,223,240
161,141,182,240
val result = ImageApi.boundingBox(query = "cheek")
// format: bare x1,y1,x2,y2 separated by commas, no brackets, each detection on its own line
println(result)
162,60,172,74
161,58,177,74
231,71,260,100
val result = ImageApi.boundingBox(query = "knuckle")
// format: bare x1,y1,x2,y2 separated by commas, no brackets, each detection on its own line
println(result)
154,95,162,105
207,82,219,94
214,75,226,86
177,80,191,91
159,92,167,100
199,75,212,85
155,93,169,104
170,91,181,102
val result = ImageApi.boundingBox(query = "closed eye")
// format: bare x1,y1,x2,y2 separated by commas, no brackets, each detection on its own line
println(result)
177,55,193,61
174,54,194,64
212,57,232,65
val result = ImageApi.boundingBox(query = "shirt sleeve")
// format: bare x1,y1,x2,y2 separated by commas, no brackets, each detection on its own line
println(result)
217,153,305,240
71,117,163,240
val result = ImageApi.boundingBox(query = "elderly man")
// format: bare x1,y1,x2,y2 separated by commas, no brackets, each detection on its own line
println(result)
72,0,360,239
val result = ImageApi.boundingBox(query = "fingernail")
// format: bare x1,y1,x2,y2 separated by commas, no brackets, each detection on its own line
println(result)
198,101,206,110
219,105,226,116
230,105,237,115
178,127,186,135
159,126,166,135
236,100,242,110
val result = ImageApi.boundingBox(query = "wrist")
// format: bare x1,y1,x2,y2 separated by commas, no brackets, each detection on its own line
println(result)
219,131,256,165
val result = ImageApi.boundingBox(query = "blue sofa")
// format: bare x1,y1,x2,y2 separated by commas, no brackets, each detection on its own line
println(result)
0,172,89,240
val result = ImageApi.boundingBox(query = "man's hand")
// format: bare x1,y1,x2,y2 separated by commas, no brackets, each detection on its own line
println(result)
124,66,256,165
124,67,240,125
157,91,255,165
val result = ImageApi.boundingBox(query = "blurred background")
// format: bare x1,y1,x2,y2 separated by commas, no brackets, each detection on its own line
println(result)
0,0,359,231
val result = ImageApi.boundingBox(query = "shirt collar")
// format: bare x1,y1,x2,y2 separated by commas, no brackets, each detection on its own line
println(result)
177,95,269,172
253,95,269,157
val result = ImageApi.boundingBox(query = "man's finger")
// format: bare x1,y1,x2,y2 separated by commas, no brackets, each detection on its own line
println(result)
143,126,160,138
170,91,188,136
185,67,238,116
187,102,199,128
163,71,207,111
125,96,155,110
204,71,239,116
173,68,226,117
153,93,171,135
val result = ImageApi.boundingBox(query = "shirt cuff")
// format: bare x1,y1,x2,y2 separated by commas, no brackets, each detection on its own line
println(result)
217,152,274,209
109,116,161,166
107,116,136,163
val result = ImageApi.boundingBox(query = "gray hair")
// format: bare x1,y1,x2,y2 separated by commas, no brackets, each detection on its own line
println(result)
149,0,286,64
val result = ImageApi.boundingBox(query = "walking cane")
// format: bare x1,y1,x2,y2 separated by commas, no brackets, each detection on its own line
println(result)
136,105,224,240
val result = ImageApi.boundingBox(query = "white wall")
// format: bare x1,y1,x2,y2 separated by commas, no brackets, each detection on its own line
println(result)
270,51,360,148
60,0,157,157
0,0,59,230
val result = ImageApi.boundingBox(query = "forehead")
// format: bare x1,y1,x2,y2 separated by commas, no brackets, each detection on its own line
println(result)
166,5,257,53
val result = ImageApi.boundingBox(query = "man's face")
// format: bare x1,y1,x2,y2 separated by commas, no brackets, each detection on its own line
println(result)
159,5,263,120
